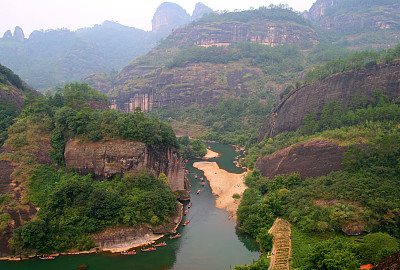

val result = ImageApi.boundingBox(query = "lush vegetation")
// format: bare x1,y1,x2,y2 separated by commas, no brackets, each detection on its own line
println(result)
168,43,305,84
0,64,29,91
0,83,183,255
147,96,275,148
198,5,312,27
303,44,400,84
177,136,207,159
12,168,176,254
0,100,19,147
237,92,400,268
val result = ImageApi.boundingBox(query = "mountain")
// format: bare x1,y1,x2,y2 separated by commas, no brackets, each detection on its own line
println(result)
305,0,400,50
152,2,213,33
0,22,165,91
92,6,319,113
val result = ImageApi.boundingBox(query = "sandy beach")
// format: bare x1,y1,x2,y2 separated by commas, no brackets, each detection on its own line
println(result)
192,161,247,220
203,148,219,159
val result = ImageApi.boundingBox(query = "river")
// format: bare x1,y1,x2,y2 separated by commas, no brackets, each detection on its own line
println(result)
1,143,259,270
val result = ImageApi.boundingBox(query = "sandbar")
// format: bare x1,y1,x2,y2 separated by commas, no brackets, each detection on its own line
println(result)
203,148,219,159
192,161,247,220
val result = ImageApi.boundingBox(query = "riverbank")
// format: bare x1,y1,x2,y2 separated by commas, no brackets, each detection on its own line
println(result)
0,202,183,261
192,161,247,220
204,148,219,159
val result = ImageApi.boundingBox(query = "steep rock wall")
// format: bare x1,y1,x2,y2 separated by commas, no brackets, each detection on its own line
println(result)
255,139,347,180
259,60,400,141
110,63,263,112
64,139,190,199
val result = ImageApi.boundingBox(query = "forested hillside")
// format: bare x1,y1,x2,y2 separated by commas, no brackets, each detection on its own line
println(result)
0,83,189,257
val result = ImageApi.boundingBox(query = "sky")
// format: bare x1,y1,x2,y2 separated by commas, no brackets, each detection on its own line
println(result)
1,0,316,37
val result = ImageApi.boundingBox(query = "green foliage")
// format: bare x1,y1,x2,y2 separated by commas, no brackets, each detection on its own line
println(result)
0,64,28,91
308,238,360,270
177,137,207,159
0,100,19,147
357,232,399,265
14,167,177,253
303,47,400,84
167,42,305,83
147,96,275,148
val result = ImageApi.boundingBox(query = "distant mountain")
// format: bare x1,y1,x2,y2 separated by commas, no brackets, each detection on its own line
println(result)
152,2,213,33
0,22,166,91
305,0,400,50
91,6,320,112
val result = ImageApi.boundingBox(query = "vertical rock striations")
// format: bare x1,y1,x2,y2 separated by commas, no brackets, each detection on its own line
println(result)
64,138,190,199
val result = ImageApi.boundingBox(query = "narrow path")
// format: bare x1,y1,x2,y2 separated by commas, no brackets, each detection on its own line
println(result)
268,218,291,270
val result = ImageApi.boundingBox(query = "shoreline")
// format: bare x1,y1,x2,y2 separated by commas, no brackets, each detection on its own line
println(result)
203,148,219,159
0,202,183,261
192,161,247,220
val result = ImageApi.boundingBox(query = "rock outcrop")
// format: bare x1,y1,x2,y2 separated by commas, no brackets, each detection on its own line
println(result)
152,2,191,33
92,202,182,252
64,138,190,199
258,60,400,141
2,30,12,39
12,26,25,42
255,139,347,180
192,2,213,20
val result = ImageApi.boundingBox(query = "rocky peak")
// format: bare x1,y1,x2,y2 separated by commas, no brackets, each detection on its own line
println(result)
12,26,25,42
192,2,213,20
305,0,340,21
151,2,191,33
2,30,12,39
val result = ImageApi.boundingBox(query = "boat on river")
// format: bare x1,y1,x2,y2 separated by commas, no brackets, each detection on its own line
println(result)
170,233,181,239
195,175,198,179
153,242,167,247
39,255,55,260
188,202,192,208
197,189,201,194
121,250,136,255
184,209,188,215
142,247,156,252
200,177,204,181
202,182,205,186
183,220,190,226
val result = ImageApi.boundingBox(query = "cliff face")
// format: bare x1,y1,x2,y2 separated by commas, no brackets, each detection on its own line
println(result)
168,19,318,48
109,63,263,112
255,139,347,180
64,138,190,199
192,2,213,20
259,60,400,141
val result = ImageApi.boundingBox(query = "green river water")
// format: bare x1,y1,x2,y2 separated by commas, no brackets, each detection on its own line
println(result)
0,143,260,270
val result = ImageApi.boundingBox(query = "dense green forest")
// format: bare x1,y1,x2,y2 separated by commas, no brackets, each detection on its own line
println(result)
235,92,400,269
13,168,176,254
0,83,185,255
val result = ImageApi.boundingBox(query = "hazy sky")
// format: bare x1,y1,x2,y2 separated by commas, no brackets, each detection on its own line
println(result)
1,0,316,37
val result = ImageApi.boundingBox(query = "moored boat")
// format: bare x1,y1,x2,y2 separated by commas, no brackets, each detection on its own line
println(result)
188,202,192,208
142,247,156,252
184,209,188,215
195,175,198,179
197,189,201,194
170,233,181,239
202,181,205,186
183,220,190,226
153,242,167,247
40,255,55,260
121,250,136,255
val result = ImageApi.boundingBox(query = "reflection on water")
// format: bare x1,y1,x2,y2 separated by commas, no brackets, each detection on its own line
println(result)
0,143,259,270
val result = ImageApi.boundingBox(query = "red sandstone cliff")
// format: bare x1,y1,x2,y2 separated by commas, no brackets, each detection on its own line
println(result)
64,138,190,199
259,60,400,141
